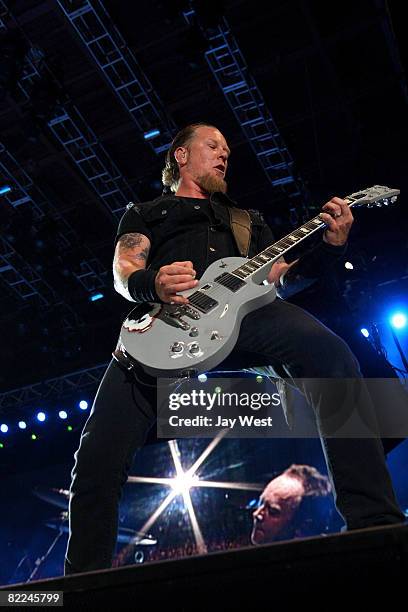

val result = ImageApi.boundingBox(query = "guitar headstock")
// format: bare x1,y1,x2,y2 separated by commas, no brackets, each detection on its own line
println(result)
346,185,400,208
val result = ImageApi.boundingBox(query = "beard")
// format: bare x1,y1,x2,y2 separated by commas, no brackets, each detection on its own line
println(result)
197,172,228,195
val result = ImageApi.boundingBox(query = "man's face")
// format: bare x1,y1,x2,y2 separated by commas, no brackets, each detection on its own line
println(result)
251,474,305,545
177,126,230,194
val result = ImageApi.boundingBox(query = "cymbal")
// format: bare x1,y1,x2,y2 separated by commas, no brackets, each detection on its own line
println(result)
45,519,157,545
117,528,157,545
32,487,69,510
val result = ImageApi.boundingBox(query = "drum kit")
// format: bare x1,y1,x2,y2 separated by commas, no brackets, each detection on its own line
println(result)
20,486,157,580
33,486,157,545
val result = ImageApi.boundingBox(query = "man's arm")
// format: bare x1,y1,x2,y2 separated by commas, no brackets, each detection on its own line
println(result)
113,232,151,301
113,232,198,304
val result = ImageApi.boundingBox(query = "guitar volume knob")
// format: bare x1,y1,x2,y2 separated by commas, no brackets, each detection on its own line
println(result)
170,342,184,353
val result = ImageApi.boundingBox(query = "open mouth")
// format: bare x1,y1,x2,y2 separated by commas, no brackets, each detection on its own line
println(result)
253,526,265,541
214,165,225,176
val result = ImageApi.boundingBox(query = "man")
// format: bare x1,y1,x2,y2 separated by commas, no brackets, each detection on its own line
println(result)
64,123,404,574
251,464,332,545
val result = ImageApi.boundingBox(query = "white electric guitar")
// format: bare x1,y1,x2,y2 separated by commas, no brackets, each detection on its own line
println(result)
117,186,399,377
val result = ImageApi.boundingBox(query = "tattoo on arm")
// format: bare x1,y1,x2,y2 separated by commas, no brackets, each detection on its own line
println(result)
116,233,151,262
113,232,151,300
119,233,143,250
137,246,149,261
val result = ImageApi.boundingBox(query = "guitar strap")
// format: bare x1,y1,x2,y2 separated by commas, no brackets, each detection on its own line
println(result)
228,207,252,257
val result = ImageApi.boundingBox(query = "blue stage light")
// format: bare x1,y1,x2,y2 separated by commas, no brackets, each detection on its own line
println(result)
90,293,104,302
360,328,370,338
59,410,68,420
37,412,46,422
144,129,160,140
0,424,9,433
0,185,12,195
246,498,259,509
18,421,27,429
390,312,407,330
79,400,88,410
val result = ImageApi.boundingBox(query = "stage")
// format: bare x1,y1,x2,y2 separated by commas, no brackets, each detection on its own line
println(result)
4,523,408,607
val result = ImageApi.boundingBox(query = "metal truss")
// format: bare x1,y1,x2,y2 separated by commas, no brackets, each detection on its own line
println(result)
0,230,84,335
0,142,106,294
183,10,311,211
47,105,135,220
0,4,132,309
0,362,109,412
2,4,140,221
12,52,137,220
57,0,177,154
0,233,54,305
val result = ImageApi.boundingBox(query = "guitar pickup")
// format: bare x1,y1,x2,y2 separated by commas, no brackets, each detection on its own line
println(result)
188,292,218,314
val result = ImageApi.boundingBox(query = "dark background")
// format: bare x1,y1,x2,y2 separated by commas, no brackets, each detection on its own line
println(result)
0,0,407,394
0,0,407,584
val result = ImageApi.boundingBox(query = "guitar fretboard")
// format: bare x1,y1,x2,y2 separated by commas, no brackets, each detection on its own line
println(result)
229,188,385,280
233,214,328,280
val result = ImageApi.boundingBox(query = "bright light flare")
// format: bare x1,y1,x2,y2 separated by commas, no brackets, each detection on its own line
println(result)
390,312,407,330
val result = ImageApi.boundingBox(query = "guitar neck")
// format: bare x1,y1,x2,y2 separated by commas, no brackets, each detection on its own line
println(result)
231,194,360,281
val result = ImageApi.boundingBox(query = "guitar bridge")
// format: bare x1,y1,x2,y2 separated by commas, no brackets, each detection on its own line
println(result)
162,309,190,330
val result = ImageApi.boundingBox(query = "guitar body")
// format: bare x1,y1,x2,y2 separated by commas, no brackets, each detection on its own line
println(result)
119,256,276,377
117,186,399,379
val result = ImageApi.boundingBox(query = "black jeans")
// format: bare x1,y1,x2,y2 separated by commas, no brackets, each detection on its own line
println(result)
64,299,404,574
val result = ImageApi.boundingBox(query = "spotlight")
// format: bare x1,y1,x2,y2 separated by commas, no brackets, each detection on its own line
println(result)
0,185,12,195
90,292,104,302
143,129,160,140
390,312,407,330
79,400,88,410
59,410,68,420
246,498,259,509
345,262,354,270
18,421,27,429
198,373,207,382
256,375,263,383
31,434,37,440
1,424,9,433
360,328,370,338
36,412,46,422
171,472,199,495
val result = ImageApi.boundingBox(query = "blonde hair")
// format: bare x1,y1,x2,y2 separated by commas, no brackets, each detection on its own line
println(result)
162,123,218,193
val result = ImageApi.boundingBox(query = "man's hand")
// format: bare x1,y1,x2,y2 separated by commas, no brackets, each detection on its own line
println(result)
267,258,298,287
155,261,198,304
319,197,353,246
